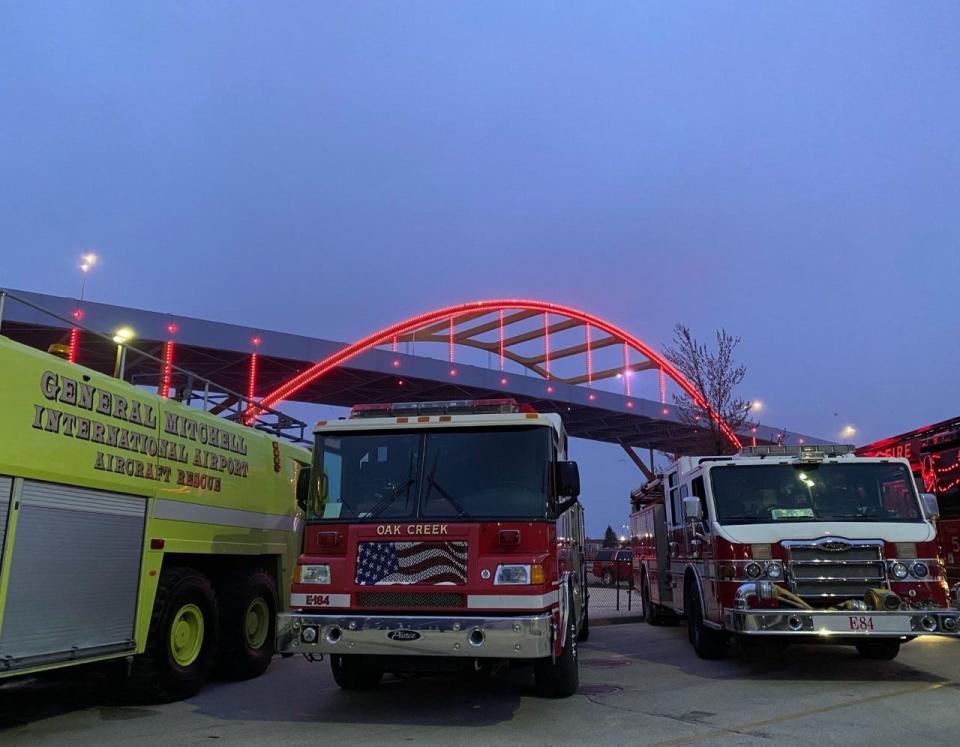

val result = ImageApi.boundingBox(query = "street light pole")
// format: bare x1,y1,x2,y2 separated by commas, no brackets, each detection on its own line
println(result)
79,253,97,304
70,254,98,364
113,344,125,379
112,327,134,379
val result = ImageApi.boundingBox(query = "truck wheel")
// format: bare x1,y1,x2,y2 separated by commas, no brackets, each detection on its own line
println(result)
602,570,614,586
534,620,579,698
330,654,383,690
685,585,726,660
640,574,677,625
129,567,218,702
642,574,667,626
855,641,901,660
215,569,277,680
577,599,590,642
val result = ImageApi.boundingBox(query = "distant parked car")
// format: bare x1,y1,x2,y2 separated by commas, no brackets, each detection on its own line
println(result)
592,549,633,586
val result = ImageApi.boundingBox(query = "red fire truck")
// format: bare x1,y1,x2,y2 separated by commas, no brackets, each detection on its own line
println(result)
857,416,960,596
631,444,959,661
277,399,588,697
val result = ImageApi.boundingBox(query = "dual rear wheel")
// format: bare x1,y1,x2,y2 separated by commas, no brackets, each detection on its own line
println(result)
130,566,277,702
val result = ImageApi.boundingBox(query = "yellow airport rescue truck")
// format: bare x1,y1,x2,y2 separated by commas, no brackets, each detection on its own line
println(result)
0,335,310,700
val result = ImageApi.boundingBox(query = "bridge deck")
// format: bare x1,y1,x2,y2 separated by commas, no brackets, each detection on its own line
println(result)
0,289,823,452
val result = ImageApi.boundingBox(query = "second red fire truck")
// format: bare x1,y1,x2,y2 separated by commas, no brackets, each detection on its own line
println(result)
277,399,588,697
631,444,960,660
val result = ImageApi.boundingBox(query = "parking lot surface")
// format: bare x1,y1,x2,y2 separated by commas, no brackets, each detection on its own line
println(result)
2,619,958,746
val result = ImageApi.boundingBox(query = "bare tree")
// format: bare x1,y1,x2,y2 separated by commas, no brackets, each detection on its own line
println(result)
662,324,753,454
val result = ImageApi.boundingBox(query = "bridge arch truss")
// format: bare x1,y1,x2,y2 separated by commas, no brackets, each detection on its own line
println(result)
252,300,740,450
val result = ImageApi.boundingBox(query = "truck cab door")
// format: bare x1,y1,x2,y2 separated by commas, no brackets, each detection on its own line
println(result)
685,475,719,621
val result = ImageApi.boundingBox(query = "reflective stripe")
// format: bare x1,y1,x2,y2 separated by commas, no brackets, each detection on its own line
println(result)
153,499,296,532
467,591,559,610
290,593,351,608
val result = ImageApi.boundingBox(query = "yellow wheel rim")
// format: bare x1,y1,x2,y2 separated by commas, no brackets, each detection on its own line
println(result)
169,603,205,667
245,597,270,650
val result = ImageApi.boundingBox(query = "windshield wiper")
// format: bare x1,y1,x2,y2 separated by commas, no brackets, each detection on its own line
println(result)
427,476,467,516
367,478,416,519
423,456,466,516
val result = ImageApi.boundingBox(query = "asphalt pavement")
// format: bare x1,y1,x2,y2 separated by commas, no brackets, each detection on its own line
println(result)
2,621,958,746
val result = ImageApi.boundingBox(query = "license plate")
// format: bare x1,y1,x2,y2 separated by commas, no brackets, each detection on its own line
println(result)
811,614,911,633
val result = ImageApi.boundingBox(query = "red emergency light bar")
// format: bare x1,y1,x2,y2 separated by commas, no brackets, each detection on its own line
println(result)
349,399,535,419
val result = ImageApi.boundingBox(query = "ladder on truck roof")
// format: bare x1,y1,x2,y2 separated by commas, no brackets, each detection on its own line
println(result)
0,288,309,444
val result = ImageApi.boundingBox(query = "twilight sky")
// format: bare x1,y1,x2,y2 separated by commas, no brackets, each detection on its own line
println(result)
1,2,958,534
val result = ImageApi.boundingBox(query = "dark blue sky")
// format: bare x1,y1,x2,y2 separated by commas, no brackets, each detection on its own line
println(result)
2,3,958,534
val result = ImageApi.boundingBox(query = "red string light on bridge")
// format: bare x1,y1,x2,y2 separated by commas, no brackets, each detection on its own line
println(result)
585,324,593,385
448,317,455,363
622,343,630,397
159,323,177,399
543,312,551,380
498,309,505,370
248,335,261,409
68,308,84,363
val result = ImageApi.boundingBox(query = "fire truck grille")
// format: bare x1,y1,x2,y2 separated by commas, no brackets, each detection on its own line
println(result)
784,541,885,602
355,591,466,609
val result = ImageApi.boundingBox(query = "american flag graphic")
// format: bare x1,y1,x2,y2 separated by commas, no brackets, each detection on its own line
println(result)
355,541,468,585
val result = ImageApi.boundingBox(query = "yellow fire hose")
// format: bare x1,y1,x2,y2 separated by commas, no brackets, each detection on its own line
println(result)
769,585,900,612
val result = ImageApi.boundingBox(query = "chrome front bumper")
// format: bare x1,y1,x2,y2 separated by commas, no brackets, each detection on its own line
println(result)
277,612,555,658
725,608,960,637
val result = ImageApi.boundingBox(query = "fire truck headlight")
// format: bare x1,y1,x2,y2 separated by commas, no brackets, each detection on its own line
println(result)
744,562,763,579
910,561,930,579
765,561,784,581
495,564,543,585
298,564,331,585
888,561,909,581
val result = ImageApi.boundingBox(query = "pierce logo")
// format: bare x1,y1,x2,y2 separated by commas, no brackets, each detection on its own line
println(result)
387,630,421,642
821,542,849,552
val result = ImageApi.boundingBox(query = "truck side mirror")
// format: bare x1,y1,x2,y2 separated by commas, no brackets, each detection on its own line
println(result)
682,495,703,522
920,492,940,520
296,466,311,512
557,461,580,498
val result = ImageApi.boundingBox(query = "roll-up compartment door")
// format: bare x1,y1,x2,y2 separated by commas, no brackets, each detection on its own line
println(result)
0,481,147,670
0,476,11,570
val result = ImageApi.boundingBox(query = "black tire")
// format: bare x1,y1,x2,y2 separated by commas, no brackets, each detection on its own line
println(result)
534,619,579,698
129,566,218,702
601,569,614,586
685,584,726,660
855,640,901,660
577,598,590,642
330,655,384,690
640,574,663,625
215,568,278,680
640,574,677,625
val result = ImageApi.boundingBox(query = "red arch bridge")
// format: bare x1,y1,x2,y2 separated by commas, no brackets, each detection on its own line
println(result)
0,289,823,473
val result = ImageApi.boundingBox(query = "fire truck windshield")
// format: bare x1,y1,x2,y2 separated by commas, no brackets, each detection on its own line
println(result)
307,426,552,522
710,462,924,524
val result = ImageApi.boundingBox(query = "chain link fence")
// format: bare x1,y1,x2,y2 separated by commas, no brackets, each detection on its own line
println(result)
586,557,639,611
